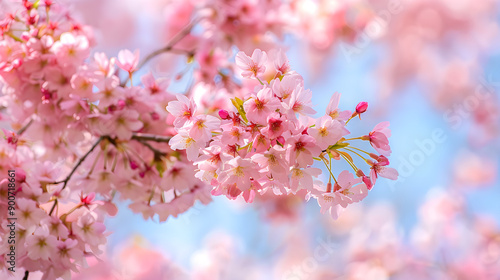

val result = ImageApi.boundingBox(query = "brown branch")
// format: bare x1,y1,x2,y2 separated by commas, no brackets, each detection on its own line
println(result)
134,139,167,158
17,119,33,135
51,136,103,190
131,133,171,143
121,19,199,86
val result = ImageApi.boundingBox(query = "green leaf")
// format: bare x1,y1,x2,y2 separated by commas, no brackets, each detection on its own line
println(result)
231,97,248,122
328,142,349,150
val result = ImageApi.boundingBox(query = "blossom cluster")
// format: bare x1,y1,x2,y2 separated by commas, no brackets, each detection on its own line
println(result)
0,1,398,279
168,49,398,219
0,1,210,278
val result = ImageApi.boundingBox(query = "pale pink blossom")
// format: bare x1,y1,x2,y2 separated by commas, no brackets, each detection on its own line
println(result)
166,94,197,127
116,49,140,73
283,86,316,116
365,122,392,156
308,116,349,149
169,129,205,161
243,87,281,125
26,225,58,260
326,92,351,120
285,134,322,167
235,49,267,78
51,32,90,66
369,155,399,184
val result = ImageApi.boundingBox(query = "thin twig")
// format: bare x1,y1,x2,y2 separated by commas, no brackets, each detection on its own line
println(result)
48,199,58,216
17,119,33,135
121,19,199,86
51,137,103,190
131,133,171,143
134,139,167,157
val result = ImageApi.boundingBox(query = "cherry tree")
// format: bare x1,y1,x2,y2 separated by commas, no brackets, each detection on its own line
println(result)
0,1,397,279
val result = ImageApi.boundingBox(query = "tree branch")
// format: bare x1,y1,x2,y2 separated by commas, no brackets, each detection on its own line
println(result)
131,133,171,143
17,119,33,135
51,137,103,190
121,19,199,86
134,139,167,158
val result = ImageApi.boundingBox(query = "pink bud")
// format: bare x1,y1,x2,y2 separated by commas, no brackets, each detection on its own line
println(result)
218,109,230,119
369,153,380,160
16,169,26,183
356,170,366,177
116,99,126,110
363,176,373,190
130,160,139,170
151,112,160,120
81,192,95,205
377,155,390,166
276,136,285,145
356,102,368,114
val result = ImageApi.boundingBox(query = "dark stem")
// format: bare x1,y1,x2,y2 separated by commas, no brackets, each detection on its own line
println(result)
23,271,29,280
51,137,103,190
17,119,33,135
131,133,171,143
48,199,58,216
134,139,167,158
121,19,199,86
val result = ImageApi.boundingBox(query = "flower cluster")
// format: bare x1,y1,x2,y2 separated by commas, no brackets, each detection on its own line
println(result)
168,49,398,219
0,2,210,278
0,1,398,279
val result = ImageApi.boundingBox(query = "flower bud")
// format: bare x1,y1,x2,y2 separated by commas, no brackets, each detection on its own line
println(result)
356,102,368,114
218,109,230,119
276,136,285,145
130,160,139,170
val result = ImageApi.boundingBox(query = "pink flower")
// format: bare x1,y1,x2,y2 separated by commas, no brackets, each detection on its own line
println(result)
51,32,90,66
285,134,322,167
141,72,169,96
72,214,106,246
252,146,288,178
364,122,392,156
161,161,197,192
252,133,271,153
271,74,303,101
235,49,267,78
17,197,47,227
369,155,399,184
105,109,144,140
274,49,290,76
261,112,289,139
166,94,197,127
326,92,351,120
26,225,58,260
221,125,250,146
243,87,281,125
185,114,221,142
55,239,82,269
290,166,322,193
316,171,369,219
218,157,259,192
308,116,349,149
116,49,140,73
283,86,316,116
169,129,205,161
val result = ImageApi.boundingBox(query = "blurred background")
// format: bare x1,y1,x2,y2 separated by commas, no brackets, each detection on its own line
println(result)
8,0,499,279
